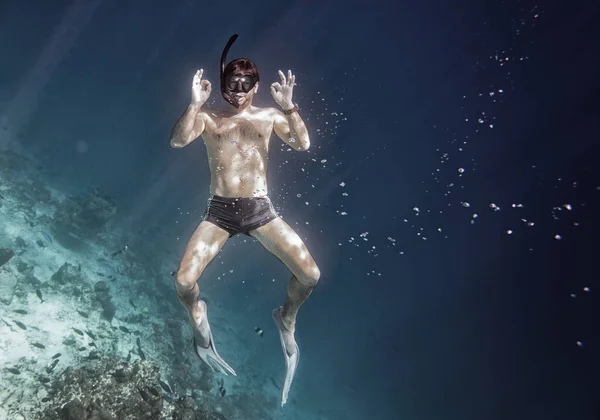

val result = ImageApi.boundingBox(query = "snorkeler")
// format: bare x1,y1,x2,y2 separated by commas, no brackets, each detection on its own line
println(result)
170,34,320,407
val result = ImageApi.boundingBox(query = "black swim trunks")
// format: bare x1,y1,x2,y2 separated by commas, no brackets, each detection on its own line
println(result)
203,195,279,236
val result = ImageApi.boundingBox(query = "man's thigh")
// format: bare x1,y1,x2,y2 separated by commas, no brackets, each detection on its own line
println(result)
179,221,230,278
249,218,318,278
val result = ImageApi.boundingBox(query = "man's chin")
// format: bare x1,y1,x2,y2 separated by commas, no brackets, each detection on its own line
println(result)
234,100,250,110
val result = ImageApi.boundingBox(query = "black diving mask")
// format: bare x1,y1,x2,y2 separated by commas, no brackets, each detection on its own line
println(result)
226,74,256,93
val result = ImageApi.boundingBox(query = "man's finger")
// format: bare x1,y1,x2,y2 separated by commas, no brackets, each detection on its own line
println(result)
271,82,282,90
287,70,292,85
278,70,286,85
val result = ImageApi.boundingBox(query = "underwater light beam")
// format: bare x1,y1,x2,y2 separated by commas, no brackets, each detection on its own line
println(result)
0,0,102,147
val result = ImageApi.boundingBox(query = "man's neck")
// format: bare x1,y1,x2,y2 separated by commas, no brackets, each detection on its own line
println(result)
226,103,254,114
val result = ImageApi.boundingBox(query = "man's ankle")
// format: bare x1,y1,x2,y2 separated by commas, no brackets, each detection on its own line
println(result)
281,314,296,332
189,303,204,326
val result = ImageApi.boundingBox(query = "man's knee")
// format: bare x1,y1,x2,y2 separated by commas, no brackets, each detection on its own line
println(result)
298,264,320,288
175,263,203,289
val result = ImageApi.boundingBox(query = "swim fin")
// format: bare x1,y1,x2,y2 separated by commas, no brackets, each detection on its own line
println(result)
192,300,236,376
272,307,299,407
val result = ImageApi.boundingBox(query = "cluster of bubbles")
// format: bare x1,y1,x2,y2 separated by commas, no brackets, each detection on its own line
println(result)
279,6,594,334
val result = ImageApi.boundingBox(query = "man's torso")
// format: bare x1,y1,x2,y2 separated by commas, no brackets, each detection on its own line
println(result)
201,106,275,198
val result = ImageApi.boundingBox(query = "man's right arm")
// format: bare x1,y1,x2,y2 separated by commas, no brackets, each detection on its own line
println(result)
170,103,206,148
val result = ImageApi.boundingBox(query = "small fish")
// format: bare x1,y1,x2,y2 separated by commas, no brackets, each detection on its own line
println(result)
72,328,84,336
78,346,87,351
97,272,105,277
41,397,51,402
89,342,97,347
111,245,128,257
14,309,27,315
170,271,177,277
136,337,141,348
38,376,51,384
35,289,44,302
138,348,146,361
32,342,46,349
254,327,264,338
46,359,59,373
126,352,132,363
85,330,96,340
217,378,226,398
40,231,53,244
6,367,21,375
270,377,280,390
87,351,100,360
129,298,136,309
77,310,89,318
14,320,27,330
52,353,61,359
119,326,132,334
148,387,160,397
159,380,172,393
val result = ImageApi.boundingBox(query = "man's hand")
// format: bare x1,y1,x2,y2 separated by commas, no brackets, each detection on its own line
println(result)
270,70,296,110
192,69,211,105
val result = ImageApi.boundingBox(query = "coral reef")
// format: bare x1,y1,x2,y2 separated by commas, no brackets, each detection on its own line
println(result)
28,357,241,420
36,358,164,419
51,188,117,248
0,148,300,420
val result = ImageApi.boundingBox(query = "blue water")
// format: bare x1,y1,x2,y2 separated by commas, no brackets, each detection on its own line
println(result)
0,0,598,419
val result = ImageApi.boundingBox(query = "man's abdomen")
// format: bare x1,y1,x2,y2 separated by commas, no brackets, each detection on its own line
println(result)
210,173,268,198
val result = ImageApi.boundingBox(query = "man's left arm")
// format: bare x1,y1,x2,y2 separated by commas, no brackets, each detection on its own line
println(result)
270,70,310,152
273,106,310,151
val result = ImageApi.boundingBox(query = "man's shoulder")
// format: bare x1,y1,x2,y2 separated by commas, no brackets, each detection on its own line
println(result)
251,105,279,113
256,106,285,119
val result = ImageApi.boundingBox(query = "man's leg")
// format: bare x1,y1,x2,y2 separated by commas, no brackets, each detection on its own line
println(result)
250,217,321,330
175,220,236,375
280,275,315,331
250,217,320,406
175,220,229,324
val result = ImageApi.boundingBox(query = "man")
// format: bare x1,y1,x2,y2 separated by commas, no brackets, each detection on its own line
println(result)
170,34,320,407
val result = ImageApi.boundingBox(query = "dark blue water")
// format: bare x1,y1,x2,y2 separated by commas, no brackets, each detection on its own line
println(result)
0,0,598,419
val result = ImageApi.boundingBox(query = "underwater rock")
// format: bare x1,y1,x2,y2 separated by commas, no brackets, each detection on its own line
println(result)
35,358,164,420
172,408,196,420
15,258,32,274
14,237,26,249
30,179,52,203
52,188,117,240
0,266,18,305
93,281,109,293
51,262,84,285
0,248,15,266
59,399,85,420
94,281,116,322
0,149,30,171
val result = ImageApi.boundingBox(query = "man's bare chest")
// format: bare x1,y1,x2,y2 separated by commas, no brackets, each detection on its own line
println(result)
204,112,273,143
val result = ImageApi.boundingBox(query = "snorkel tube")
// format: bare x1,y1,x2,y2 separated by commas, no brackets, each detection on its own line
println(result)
220,34,239,107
